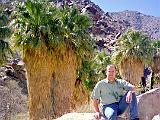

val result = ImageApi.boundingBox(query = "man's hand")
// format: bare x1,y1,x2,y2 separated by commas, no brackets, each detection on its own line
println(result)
126,91,132,103
92,99,101,119
94,112,101,119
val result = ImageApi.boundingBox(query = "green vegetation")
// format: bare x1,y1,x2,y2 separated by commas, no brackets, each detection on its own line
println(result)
152,40,160,55
0,10,12,65
77,49,111,91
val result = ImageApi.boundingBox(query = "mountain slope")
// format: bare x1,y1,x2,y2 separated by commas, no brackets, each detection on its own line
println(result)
110,10,160,39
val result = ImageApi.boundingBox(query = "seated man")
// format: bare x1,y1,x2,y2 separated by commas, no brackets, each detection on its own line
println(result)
91,64,139,120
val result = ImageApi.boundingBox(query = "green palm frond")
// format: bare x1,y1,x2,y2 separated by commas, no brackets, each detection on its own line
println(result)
0,26,11,39
152,40,160,55
0,10,12,65
0,39,12,65
0,13,8,26
11,0,95,58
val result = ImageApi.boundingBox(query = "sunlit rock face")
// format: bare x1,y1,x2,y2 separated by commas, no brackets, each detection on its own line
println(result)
137,88,160,120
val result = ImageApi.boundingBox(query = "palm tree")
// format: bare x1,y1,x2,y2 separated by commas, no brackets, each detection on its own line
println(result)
0,10,12,65
112,29,154,85
152,40,160,74
11,0,95,119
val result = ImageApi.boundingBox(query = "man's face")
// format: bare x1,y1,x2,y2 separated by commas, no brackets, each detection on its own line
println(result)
106,65,116,81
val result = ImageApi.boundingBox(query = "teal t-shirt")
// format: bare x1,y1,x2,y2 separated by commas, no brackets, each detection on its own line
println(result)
91,79,133,105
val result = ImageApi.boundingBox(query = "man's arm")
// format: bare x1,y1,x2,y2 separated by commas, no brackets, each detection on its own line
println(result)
92,99,101,119
119,79,136,103
129,84,136,93
91,82,101,118
126,84,136,103
92,99,100,113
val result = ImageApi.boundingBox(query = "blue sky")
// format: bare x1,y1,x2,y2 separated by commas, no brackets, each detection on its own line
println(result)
90,0,160,17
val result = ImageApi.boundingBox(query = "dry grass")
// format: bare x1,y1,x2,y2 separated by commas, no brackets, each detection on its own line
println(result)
119,57,144,85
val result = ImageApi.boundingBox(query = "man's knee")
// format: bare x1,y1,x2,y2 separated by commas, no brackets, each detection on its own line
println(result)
104,109,117,120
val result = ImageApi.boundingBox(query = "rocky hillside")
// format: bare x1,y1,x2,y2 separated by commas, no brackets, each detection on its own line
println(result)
55,0,160,51
110,10,160,40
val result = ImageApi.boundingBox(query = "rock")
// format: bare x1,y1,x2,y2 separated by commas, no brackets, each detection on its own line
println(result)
152,114,160,120
56,113,97,120
56,113,125,120
137,88,160,120
85,5,98,15
1,59,28,95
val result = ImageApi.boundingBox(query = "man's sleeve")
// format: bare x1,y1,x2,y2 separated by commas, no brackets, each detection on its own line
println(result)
91,83,101,100
119,80,133,91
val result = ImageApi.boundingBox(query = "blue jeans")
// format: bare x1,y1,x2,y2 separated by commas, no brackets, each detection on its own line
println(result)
102,92,139,120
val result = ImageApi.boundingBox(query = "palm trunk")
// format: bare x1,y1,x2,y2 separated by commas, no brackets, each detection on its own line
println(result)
152,56,160,74
25,46,54,120
52,47,77,117
119,57,144,85
24,45,78,119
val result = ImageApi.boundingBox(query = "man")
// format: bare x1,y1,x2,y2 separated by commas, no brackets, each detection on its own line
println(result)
91,64,139,120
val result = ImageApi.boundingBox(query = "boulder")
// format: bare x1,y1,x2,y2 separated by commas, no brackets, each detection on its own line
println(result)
56,113,125,120
137,88,160,120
